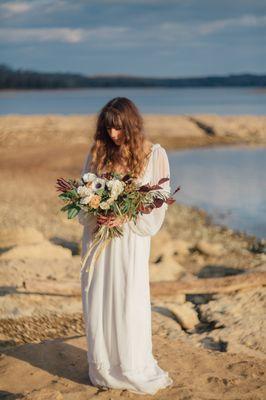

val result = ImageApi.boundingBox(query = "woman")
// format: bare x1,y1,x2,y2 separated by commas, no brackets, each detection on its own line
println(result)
78,97,173,395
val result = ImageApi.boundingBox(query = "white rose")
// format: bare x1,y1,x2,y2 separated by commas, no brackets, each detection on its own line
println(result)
80,196,92,205
85,187,94,197
82,172,97,183
106,179,125,199
77,186,94,198
77,186,88,197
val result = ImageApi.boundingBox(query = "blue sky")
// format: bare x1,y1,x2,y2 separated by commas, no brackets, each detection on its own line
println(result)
0,0,265,77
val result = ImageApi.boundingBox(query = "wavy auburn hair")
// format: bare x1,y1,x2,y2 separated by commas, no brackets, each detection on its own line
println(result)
88,97,151,179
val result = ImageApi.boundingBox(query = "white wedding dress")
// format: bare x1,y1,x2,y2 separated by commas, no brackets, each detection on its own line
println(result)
78,143,173,395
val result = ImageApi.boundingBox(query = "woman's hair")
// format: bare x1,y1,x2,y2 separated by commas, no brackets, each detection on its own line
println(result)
88,97,150,179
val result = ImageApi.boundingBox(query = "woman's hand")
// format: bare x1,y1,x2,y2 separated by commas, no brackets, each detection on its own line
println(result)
97,214,129,227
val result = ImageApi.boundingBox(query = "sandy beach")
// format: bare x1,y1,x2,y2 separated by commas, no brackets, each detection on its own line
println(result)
0,114,265,399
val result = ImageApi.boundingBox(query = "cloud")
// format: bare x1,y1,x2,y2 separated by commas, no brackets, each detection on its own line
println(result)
199,14,266,35
0,26,129,44
0,0,79,19
157,14,266,42
0,1,33,17
0,11,265,49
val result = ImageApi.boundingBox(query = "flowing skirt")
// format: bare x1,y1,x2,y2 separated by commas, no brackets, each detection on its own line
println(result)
80,221,173,395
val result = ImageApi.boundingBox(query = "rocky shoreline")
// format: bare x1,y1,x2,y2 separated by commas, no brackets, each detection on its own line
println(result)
0,115,265,399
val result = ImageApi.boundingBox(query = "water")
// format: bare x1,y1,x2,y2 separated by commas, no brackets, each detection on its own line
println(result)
0,87,265,115
168,145,266,239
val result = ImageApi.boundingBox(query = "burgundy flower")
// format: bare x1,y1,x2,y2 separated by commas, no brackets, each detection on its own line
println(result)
153,197,164,208
55,177,72,192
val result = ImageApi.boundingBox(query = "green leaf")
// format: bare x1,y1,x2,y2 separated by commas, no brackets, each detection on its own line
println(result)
68,189,78,198
61,204,73,211
95,188,104,196
67,206,80,219
58,193,71,200
58,189,78,200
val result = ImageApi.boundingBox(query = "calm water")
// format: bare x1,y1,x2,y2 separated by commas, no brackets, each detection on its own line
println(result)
168,146,266,239
0,87,265,115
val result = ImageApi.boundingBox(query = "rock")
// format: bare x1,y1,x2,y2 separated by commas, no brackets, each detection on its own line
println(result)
198,287,266,358
0,240,72,260
152,308,183,339
152,297,200,331
197,265,245,278
0,227,45,248
150,230,172,261
151,233,192,261
149,257,185,282
195,240,224,256
174,239,192,256
166,302,200,330
153,294,186,304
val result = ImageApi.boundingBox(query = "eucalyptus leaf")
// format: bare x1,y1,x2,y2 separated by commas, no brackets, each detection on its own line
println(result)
67,206,80,219
59,193,72,200
61,204,73,211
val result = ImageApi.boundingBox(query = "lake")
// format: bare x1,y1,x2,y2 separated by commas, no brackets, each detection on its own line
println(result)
168,145,266,239
0,87,265,115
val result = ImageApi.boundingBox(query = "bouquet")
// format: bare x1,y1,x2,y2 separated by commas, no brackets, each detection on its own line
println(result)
55,171,180,285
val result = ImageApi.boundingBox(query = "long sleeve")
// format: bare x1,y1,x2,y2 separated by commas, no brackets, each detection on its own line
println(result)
127,145,171,237
77,150,96,228
81,150,92,177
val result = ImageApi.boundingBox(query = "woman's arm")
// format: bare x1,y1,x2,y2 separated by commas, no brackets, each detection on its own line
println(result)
127,146,171,236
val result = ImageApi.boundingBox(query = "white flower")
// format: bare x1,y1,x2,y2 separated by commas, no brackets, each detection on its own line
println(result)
91,178,106,192
77,186,87,197
106,179,125,199
80,196,92,205
77,186,94,198
82,172,97,183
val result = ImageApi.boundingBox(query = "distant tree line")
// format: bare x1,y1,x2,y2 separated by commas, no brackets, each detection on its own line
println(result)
0,64,266,89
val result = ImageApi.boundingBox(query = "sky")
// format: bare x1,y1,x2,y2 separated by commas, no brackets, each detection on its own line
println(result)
0,0,265,77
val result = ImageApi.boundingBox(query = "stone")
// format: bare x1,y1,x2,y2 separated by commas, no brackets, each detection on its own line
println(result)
150,230,172,261
174,239,192,256
149,257,185,282
195,240,224,256
165,302,200,330
0,240,72,260
151,234,191,261
154,294,186,304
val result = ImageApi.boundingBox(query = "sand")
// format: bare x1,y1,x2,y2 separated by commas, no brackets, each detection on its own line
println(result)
0,114,265,399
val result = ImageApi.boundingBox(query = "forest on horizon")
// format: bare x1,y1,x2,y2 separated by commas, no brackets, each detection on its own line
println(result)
1,64,266,89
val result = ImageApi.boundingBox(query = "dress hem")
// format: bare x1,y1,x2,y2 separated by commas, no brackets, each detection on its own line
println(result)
88,359,159,374
88,361,174,395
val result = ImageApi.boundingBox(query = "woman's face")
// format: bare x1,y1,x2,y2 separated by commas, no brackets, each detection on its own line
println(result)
107,126,124,146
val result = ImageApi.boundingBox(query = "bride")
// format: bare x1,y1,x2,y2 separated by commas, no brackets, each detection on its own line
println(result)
78,97,173,395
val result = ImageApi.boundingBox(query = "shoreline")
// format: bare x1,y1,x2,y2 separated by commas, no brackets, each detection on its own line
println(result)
0,114,265,243
0,114,266,150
